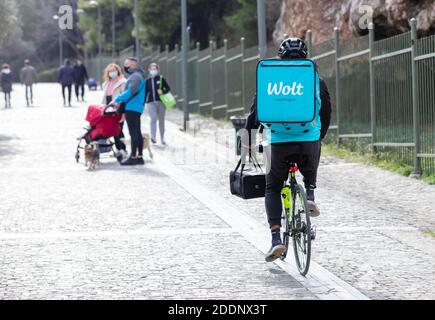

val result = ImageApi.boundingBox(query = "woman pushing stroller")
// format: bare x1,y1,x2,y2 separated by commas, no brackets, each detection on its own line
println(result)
77,59,150,168
102,63,128,162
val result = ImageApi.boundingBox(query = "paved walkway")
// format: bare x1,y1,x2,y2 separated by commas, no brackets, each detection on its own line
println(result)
0,83,433,300
165,110,435,300
0,84,366,300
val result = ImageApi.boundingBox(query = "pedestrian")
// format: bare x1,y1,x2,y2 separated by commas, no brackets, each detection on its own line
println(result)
102,63,128,161
0,64,13,109
111,57,146,166
145,63,172,145
20,59,37,107
58,59,75,107
73,59,89,102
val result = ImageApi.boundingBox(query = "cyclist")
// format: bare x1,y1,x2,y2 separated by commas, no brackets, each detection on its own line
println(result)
245,38,332,262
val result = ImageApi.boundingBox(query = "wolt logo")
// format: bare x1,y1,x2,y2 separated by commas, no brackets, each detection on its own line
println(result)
267,82,304,96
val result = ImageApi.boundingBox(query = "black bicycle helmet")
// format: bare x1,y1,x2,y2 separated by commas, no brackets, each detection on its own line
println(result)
278,37,308,59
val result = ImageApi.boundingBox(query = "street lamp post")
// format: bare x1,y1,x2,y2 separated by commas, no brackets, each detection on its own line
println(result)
76,9,88,66
53,15,64,66
181,0,189,131
112,0,116,58
134,0,140,60
90,1,102,86
257,0,267,59
83,33,88,67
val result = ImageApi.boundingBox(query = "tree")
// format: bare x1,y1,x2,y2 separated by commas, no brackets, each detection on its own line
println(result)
0,0,18,45
0,0,84,80
225,0,282,48
137,0,239,50
78,0,135,55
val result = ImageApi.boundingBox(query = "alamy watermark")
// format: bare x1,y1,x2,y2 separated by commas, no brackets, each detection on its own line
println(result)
56,5,74,30
358,5,374,30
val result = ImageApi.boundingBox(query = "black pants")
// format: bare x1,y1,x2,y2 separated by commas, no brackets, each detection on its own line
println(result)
265,141,321,228
25,85,33,105
4,92,11,107
125,111,143,157
75,83,85,100
62,84,72,104
114,122,127,151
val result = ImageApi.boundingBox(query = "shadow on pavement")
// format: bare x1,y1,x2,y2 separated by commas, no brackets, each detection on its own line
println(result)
82,160,167,178
0,135,20,157
263,267,305,290
152,145,169,150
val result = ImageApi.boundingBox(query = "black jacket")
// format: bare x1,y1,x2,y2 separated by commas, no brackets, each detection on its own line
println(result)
145,75,171,104
0,71,13,92
73,64,89,85
58,65,75,86
245,78,332,140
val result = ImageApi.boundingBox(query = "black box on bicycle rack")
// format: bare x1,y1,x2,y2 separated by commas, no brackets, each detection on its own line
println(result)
230,160,266,200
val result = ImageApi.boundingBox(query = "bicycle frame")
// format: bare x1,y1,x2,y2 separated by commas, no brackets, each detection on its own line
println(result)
281,164,299,234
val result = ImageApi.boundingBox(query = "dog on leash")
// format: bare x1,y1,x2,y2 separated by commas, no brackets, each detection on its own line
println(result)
84,142,100,170
142,133,154,160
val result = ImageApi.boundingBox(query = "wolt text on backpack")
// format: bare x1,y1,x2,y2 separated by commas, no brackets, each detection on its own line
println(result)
256,59,322,143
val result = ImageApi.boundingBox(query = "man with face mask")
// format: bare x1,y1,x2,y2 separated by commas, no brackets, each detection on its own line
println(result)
145,63,172,145
73,59,89,102
112,58,146,166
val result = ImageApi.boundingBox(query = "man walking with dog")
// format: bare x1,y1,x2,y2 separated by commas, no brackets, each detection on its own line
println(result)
111,57,146,166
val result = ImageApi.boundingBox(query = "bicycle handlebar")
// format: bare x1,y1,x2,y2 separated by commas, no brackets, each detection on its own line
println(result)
103,104,118,115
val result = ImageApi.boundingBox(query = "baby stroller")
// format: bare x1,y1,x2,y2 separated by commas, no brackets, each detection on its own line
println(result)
75,104,123,164
87,78,98,91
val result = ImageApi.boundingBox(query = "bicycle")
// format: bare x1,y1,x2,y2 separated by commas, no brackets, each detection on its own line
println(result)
280,163,316,276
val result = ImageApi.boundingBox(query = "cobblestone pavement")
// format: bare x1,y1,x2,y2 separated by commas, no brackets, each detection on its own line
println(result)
164,108,435,300
0,84,356,300
1,84,432,300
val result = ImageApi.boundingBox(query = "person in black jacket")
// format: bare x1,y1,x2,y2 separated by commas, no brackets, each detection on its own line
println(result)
58,59,75,107
73,59,89,102
0,64,13,108
245,38,332,263
144,63,171,145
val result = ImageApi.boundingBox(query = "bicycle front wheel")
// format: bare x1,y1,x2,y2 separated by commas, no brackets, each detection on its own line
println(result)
292,184,311,276
280,186,291,261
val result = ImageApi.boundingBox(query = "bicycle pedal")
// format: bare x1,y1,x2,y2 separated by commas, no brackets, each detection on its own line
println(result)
310,226,317,240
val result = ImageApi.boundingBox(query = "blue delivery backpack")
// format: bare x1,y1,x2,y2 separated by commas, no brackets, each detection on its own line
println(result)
256,59,320,124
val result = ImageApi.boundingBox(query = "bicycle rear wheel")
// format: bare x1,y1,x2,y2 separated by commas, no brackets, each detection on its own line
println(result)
292,184,311,276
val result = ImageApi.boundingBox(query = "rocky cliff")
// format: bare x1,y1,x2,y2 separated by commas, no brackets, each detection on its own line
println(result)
273,0,435,44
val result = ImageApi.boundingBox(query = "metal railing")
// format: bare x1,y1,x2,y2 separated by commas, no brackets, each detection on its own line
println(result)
307,19,434,176
87,18,434,176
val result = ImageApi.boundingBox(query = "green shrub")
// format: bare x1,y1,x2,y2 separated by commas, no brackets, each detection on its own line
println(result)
38,68,58,83
322,143,434,185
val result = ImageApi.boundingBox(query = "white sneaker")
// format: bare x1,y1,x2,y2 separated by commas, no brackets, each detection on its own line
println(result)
116,150,128,163
120,150,128,160
307,201,320,217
